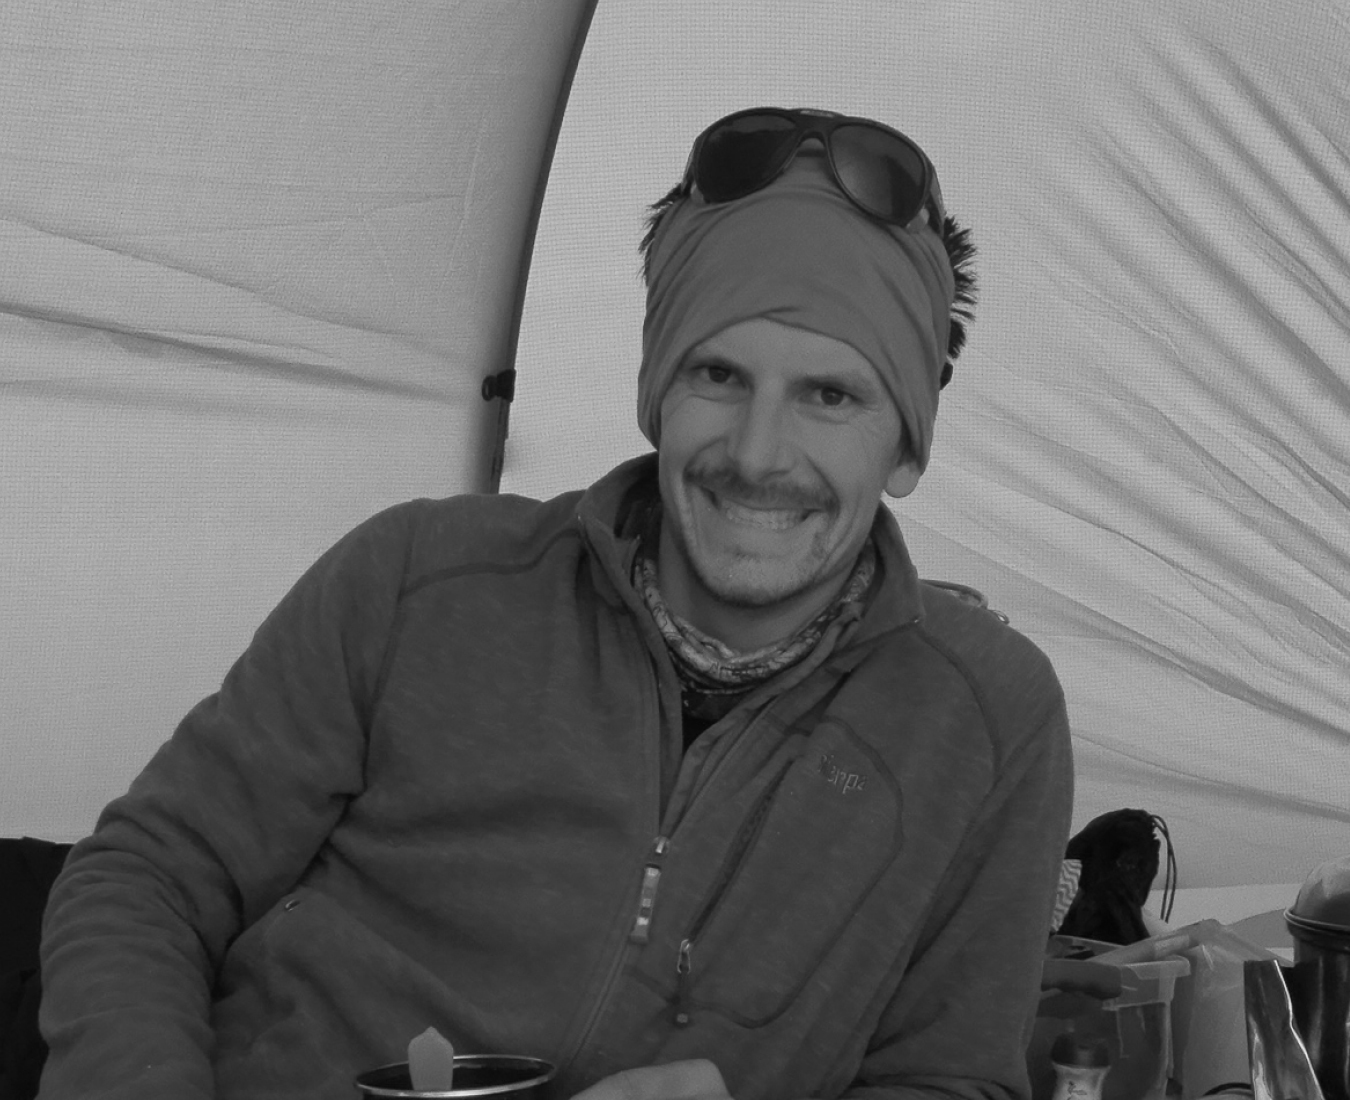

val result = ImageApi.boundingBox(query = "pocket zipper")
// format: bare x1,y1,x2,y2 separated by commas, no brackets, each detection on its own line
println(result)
671,760,794,1027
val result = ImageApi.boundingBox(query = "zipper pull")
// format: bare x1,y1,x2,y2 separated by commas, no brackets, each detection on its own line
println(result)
673,938,694,1027
628,836,670,944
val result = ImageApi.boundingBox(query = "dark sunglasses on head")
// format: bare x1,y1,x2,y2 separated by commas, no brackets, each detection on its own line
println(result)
683,106,945,228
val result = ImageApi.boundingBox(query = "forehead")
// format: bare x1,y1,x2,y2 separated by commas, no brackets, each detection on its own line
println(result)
687,318,886,388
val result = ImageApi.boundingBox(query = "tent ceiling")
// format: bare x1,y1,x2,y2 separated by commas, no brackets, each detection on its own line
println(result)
3,0,1346,889
507,0,1350,887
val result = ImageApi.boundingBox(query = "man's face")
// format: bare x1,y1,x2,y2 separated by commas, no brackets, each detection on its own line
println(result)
656,317,921,647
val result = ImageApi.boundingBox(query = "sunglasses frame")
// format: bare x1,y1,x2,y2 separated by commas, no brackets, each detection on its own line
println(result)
683,106,945,227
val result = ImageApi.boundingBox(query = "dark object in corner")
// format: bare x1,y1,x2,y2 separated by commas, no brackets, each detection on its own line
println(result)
1057,810,1176,945
0,837,74,1100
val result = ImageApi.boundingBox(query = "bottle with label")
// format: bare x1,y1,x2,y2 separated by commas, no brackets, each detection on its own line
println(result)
1050,1029,1113,1100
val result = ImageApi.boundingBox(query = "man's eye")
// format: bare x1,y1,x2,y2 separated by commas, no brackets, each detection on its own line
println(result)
818,387,851,407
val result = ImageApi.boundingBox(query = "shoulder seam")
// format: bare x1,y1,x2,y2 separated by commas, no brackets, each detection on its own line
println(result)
368,522,585,720
398,526,584,600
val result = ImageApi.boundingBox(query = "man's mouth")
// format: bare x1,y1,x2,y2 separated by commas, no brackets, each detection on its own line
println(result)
707,490,811,531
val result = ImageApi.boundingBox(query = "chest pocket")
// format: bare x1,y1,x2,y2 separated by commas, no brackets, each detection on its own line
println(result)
643,719,905,1028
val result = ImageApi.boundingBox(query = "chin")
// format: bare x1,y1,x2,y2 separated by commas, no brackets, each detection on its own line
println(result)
688,548,834,612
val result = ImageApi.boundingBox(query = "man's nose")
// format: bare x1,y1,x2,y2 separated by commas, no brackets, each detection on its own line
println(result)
725,392,793,480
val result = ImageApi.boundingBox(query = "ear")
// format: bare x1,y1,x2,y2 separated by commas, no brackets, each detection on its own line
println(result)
884,458,923,499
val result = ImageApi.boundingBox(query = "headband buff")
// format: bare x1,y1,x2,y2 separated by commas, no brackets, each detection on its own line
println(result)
638,152,957,471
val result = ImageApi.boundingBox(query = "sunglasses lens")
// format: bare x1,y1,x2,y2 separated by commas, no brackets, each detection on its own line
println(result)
831,123,928,223
694,113,799,201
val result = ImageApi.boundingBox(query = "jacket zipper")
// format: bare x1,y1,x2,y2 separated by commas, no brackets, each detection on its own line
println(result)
672,759,794,1026
628,683,765,949
557,835,672,1078
552,620,670,1085
628,835,670,943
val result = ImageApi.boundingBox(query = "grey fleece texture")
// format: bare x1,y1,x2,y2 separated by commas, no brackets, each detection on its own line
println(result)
39,455,1073,1100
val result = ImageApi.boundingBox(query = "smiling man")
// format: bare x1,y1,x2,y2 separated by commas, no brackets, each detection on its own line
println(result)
656,319,916,651
39,109,1073,1100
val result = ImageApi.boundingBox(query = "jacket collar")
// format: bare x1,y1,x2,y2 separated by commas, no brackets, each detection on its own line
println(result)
573,454,926,643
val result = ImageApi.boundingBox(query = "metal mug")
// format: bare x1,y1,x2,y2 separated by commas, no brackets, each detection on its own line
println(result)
355,1054,556,1099
1284,855,1350,1100
1282,915,1350,1100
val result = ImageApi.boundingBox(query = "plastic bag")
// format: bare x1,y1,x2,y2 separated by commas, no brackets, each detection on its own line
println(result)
1172,924,1282,1099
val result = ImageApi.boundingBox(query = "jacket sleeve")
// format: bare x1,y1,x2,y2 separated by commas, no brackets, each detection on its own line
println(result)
845,678,1074,1100
36,503,417,1100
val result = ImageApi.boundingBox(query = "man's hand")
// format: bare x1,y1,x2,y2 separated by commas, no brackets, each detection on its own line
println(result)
567,1058,732,1100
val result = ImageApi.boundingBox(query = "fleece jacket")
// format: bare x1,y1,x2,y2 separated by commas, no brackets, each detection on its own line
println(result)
38,455,1073,1100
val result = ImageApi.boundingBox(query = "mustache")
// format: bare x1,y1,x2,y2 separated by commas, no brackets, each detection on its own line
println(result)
688,464,834,513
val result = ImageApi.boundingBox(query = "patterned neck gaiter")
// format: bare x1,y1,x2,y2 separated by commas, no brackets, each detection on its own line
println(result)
632,513,877,703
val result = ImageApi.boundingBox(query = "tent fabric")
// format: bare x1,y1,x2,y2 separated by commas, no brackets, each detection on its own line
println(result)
505,0,1350,888
0,0,594,836
2,1,1347,892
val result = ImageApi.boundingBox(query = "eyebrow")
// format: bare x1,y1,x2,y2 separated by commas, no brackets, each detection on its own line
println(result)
682,347,737,367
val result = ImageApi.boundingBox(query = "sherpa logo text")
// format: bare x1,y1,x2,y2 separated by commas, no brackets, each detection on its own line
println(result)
818,753,866,794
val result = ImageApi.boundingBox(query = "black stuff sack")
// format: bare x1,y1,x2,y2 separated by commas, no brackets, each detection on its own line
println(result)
1057,810,1176,946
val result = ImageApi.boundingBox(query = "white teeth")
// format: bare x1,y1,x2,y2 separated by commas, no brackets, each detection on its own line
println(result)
719,499,806,530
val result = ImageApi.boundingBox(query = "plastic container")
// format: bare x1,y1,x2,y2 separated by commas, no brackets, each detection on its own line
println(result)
1030,937,1191,1100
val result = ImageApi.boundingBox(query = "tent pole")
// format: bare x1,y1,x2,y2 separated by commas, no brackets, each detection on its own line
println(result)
481,0,600,494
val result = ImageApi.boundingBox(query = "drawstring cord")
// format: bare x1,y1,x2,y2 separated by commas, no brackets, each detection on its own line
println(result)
1151,814,1177,923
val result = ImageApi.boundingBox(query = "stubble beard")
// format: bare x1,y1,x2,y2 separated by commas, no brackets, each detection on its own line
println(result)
667,488,840,611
